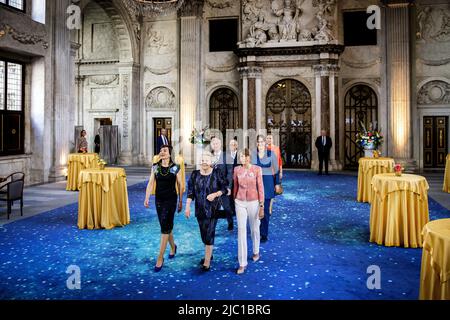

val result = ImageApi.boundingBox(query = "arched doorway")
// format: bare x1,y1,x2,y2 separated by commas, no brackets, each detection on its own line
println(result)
209,88,240,140
344,84,378,169
266,79,312,169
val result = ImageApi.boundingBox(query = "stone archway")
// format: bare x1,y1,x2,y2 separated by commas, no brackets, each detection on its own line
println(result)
79,0,138,62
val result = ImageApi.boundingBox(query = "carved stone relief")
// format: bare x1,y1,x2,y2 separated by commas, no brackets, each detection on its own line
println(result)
240,0,336,48
145,87,176,111
206,0,234,9
342,57,381,69
144,23,177,74
88,75,119,86
206,55,238,73
0,23,48,49
418,80,450,105
146,24,175,55
417,6,450,42
122,75,130,139
418,58,450,66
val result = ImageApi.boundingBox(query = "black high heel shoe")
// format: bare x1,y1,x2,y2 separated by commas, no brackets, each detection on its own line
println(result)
169,245,177,259
154,258,164,272
201,264,211,272
199,255,213,265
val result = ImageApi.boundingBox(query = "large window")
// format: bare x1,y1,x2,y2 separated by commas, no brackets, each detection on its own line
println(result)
0,0,25,11
209,19,238,52
343,11,377,46
0,59,25,156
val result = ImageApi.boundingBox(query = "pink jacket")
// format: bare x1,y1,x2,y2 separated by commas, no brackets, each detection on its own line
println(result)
233,165,265,203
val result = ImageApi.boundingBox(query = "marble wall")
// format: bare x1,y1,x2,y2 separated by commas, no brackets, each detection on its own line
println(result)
414,0,450,168
2,0,450,185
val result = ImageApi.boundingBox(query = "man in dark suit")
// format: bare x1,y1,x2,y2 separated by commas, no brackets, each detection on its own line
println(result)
226,138,239,218
156,128,170,154
315,129,332,175
210,136,234,231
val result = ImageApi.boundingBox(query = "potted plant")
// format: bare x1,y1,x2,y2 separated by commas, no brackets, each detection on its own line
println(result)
356,121,384,158
97,159,107,170
394,164,404,176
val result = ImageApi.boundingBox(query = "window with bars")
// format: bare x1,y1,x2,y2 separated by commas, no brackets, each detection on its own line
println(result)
0,59,25,156
0,0,24,11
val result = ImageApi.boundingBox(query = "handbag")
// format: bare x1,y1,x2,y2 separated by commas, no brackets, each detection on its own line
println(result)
209,170,226,219
212,197,227,219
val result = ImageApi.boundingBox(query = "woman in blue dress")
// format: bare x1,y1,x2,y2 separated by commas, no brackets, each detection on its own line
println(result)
185,151,229,271
253,135,281,243
144,145,183,272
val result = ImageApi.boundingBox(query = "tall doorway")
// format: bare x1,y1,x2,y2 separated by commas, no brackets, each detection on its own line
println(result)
344,85,378,169
153,118,172,155
423,116,448,168
209,88,240,141
266,79,312,169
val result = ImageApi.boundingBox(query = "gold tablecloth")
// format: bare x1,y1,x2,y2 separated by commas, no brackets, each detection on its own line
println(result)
77,168,130,230
444,154,450,193
370,173,430,248
419,219,450,300
357,157,395,203
66,153,99,191
151,155,185,195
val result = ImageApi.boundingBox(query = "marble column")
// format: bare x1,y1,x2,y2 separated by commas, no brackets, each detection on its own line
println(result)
238,66,262,147
49,0,73,181
386,2,413,162
118,64,140,165
179,0,204,165
314,64,340,169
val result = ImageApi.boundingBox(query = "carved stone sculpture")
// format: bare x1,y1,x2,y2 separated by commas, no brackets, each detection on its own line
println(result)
314,12,334,42
272,0,303,41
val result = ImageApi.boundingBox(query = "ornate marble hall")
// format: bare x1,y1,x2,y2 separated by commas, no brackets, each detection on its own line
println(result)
0,0,450,299
0,0,448,183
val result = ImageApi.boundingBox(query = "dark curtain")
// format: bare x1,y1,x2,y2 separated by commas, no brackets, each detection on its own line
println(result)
100,125,119,164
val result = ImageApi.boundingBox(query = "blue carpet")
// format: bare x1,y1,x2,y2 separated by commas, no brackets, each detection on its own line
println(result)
0,172,449,300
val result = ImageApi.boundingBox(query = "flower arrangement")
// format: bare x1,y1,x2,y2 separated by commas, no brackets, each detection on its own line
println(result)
394,164,404,176
189,126,210,145
97,159,107,170
356,121,384,150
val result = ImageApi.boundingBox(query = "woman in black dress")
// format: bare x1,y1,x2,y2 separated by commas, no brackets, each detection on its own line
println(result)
144,145,183,272
185,151,228,271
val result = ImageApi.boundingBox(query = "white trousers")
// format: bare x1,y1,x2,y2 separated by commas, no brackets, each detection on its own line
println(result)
235,199,260,267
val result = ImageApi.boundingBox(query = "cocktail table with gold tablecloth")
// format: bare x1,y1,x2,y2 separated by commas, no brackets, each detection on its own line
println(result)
444,154,450,193
370,173,430,248
357,157,395,203
66,153,99,191
77,168,130,230
151,155,186,194
419,219,450,300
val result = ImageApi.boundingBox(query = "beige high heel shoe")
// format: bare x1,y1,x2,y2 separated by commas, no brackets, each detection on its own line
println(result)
236,266,246,275
252,254,260,262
